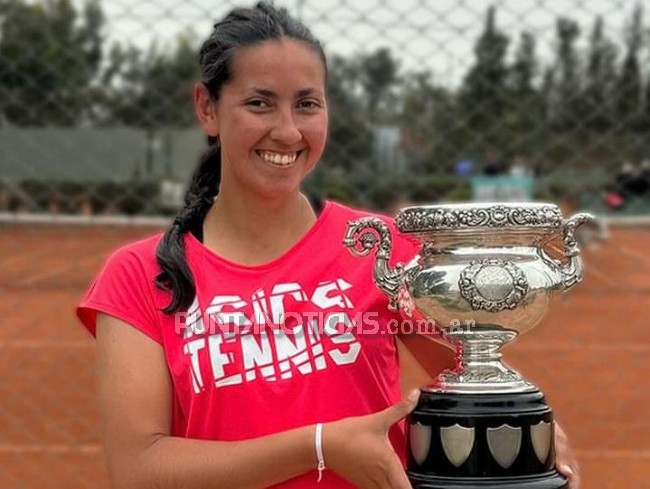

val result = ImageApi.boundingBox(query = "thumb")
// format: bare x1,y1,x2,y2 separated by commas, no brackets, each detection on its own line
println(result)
380,389,420,427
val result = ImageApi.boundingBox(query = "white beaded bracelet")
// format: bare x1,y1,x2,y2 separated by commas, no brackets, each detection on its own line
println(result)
315,423,326,482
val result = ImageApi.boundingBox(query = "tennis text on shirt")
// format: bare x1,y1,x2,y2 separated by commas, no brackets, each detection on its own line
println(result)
181,278,371,393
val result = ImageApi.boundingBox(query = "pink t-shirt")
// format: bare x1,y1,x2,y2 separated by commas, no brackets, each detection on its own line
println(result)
77,201,419,488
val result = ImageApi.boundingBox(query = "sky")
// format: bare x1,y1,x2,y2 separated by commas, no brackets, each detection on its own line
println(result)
87,0,643,87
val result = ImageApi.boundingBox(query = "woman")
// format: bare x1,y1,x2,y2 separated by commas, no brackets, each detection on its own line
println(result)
77,3,579,488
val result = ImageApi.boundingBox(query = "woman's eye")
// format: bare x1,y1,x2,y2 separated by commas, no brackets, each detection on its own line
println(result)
247,99,270,109
298,99,321,110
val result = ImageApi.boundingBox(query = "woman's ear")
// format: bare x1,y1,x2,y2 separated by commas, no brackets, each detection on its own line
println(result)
194,82,219,137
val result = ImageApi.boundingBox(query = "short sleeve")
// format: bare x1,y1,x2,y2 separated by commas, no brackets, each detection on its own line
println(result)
76,241,163,344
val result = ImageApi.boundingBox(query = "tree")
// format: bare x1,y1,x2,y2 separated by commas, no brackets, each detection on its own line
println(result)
642,70,650,132
321,54,372,170
0,0,104,125
584,16,618,131
616,4,643,131
506,31,540,156
510,32,537,95
359,47,399,123
552,17,582,130
99,34,199,128
399,70,459,173
460,6,510,151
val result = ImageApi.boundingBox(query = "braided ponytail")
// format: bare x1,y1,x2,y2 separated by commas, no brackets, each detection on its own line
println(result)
155,140,221,314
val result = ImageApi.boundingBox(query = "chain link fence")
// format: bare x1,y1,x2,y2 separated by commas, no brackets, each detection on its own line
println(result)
1,1,649,488
1,0,650,216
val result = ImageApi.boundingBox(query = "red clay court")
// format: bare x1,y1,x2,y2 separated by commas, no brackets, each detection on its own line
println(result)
0,219,648,488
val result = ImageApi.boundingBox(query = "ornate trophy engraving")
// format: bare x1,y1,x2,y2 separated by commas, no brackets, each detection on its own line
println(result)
344,202,596,489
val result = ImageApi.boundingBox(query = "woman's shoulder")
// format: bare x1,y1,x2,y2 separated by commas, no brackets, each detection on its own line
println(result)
326,200,418,257
77,232,166,341
102,232,164,278
326,200,394,223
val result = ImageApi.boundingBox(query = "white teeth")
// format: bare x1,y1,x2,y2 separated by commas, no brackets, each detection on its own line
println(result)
259,151,298,166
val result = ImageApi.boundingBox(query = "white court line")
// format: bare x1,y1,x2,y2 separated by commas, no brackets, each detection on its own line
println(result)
582,261,611,282
0,444,101,454
11,253,104,287
516,344,650,352
3,212,650,227
602,216,650,227
615,243,650,266
583,247,646,279
0,212,648,228
0,340,92,349
0,212,169,227
576,449,650,459
0,445,647,458
1,341,647,352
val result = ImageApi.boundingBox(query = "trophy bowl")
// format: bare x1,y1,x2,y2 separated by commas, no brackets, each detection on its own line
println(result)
344,202,597,489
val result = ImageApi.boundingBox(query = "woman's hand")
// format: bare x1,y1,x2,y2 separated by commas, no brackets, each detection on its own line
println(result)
555,422,581,488
323,390,420,489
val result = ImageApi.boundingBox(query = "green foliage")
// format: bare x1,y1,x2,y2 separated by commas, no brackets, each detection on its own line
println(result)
322,54,373,169
304,172,470,212
552,17,582,131
359,47,399,123
0,0,104,125
583,16,618,131
2,1,650,214
616,4,644,131
4,179,160,214
98,35,199,127
460,6,510,150
90,180,159,215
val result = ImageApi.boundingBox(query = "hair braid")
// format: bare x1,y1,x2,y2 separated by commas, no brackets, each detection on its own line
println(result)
155,142,221,314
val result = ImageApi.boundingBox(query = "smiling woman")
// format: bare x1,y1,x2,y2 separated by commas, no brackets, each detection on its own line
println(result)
194,38,328,203
75,2,578,489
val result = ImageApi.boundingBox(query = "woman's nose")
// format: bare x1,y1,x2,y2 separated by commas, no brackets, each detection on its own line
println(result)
270,107,302,145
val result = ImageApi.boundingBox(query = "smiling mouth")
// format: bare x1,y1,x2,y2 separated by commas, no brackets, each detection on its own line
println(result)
257,150,302,166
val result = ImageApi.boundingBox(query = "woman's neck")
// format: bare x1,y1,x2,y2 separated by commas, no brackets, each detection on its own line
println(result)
201,190,318,265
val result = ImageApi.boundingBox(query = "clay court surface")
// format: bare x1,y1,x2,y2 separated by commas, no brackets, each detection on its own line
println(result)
0,220,648,488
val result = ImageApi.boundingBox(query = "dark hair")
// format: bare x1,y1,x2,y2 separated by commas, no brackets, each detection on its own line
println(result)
155,1,327,314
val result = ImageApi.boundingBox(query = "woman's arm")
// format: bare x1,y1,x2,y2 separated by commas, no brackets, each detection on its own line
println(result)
96,313,417,489
397,333,456,394
96,313,317,489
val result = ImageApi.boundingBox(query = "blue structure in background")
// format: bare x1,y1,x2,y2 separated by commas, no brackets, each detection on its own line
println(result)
471,175,534,202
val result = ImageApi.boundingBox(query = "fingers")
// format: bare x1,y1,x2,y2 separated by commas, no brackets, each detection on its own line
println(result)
385,457,412,489
379,389,420,427
324,394,420,489
555,423,580,488
558,463,581,489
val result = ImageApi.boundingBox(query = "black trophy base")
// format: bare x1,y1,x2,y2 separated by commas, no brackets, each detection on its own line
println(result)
406,389,568,489
408,471,568,489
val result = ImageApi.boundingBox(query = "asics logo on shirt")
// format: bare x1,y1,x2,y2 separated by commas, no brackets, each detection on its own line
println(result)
180,279,363,393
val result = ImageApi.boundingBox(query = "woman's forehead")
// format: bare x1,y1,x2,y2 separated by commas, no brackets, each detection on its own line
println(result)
227,38,326,90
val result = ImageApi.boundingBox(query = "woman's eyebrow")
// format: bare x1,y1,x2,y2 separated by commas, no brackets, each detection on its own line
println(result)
250,87,276,97
296,87,324,98
248,87,323,98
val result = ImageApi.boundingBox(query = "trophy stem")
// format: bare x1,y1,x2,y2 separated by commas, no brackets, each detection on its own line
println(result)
430,325,535,394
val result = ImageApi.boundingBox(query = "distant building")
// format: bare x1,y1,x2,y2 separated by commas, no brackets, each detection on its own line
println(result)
372,125,406,174
0,124,205,182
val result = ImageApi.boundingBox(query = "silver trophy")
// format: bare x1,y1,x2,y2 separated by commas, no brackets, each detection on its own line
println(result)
344,202,597,489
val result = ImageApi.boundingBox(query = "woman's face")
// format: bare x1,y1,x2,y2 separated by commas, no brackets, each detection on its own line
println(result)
199,38,328,199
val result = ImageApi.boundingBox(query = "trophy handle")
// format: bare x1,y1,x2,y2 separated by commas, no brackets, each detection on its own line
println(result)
344,217,404,310
560,212,598,290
